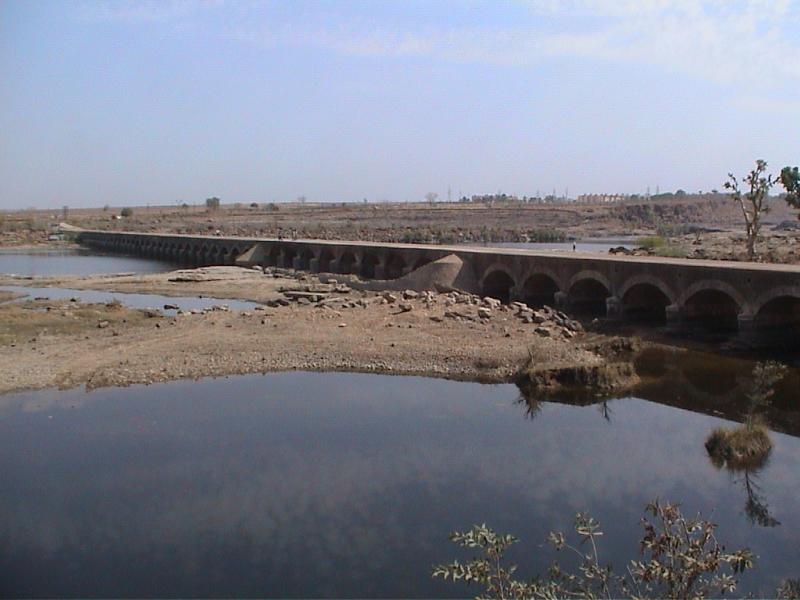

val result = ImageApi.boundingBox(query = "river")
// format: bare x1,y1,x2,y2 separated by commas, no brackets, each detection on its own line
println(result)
0,250,797,598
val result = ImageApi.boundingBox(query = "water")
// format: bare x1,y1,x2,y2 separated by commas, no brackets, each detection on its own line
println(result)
469,237,637,253
1,369,797,598
0,249,174,277
0,285,262,313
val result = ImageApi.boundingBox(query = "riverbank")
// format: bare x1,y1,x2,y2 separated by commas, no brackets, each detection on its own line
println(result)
0,266,642,395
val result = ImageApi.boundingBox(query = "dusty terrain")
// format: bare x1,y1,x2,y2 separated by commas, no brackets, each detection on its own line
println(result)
4,194,799,262
0,266,637,396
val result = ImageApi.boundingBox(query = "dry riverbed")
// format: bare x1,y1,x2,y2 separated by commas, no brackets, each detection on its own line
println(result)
0,266,640,395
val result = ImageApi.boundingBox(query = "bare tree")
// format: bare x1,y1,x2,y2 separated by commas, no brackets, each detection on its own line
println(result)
724,159,776,261
425,192,438,205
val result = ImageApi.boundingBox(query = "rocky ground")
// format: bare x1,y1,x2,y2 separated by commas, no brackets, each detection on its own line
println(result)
0,266,639,396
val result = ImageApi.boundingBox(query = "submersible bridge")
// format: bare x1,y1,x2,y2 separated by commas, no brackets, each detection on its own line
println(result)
73,229,800,339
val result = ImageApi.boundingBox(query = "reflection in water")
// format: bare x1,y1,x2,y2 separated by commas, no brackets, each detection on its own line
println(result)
0,371,798,598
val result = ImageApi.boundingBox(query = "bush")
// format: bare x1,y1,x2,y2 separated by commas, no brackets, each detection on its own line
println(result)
433,500,754,599
120,207,133,217
706,424,772,471
636,236,667,250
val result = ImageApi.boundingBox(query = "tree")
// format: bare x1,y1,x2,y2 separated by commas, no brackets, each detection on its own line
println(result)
724,160,777,261
780,166,799,215
205,197,221,211
425,192,438,205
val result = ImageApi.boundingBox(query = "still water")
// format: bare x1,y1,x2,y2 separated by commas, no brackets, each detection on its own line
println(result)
0,249,174,277
1,370,798,598
0,285,262,313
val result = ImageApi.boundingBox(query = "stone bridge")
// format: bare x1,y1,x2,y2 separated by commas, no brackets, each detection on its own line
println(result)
75,230,800,340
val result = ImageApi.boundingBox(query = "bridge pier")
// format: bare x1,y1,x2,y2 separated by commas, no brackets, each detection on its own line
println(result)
554,291,569,311
736,313,759,345
665,304,683,332
605,296,623,319
309,258,320,273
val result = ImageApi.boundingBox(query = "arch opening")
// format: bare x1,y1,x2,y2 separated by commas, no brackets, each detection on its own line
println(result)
755,296,800,345
338,251,357,275
683,289,740,332
522,274,559,308
360,253,381,279
623,283,671,324
263,245,281,267
385,254,407,279
281,247,297,268
482,270,515,304
568,278,611,316
296,248,314,270
317,249,335,273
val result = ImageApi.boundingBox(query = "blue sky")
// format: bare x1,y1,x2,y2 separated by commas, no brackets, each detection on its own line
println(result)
2,0,799,209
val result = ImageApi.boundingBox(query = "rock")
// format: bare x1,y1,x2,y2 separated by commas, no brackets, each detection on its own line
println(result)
163,304,179,310
534,326,551,337
97,320,110,329
429,315,443,322
383,292,398,303
403,290,419,299
338,322,347,327
297,297,311,305
483,297,502,309
398,303,413,313
478,307,492,319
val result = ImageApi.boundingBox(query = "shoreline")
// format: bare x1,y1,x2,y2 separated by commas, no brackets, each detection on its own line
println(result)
0,266,645,397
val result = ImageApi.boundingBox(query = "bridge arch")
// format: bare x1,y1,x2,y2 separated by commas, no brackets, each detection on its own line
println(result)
296,248,315,270
520,272,561,308
281,246,297,269
316,248,335,272
619,275,676,323
482,269,516,304
359,252,381,279
680,281,744,332
385,253,407,279
752,287,800,339
567,270,612,316
337,251,357,275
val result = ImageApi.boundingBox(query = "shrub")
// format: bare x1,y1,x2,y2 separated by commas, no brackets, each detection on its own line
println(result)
433,500,754,599
636,236,667,250
120,207,133,217
706,424,772,471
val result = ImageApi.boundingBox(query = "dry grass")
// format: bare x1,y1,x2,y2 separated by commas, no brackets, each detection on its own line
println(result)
705,423,773,471
0,300,152,346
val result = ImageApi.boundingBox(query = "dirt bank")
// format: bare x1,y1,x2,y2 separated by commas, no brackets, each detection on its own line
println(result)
0,266,639,396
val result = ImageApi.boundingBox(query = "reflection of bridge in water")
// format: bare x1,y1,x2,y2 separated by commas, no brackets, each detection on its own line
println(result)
74,230,800,342
517,348,800,439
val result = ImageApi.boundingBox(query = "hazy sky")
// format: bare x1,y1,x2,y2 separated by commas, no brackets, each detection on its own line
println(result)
2,0,799,209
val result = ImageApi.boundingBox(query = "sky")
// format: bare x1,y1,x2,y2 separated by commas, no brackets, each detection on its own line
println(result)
1,0,799,209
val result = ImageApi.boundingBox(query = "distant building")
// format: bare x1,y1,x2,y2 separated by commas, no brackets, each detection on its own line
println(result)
577,193,628,204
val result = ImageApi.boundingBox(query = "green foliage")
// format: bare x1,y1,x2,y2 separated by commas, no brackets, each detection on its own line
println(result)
433,500,754,600
780,166,800,215
120,207,133,217
724,160,777,260
636,236,666,250
205,197,221,211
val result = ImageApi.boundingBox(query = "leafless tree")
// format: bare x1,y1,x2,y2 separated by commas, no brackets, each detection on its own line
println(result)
724,160,777,261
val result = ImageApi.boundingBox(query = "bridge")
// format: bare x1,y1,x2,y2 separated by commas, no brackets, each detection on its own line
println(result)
74,229,800,341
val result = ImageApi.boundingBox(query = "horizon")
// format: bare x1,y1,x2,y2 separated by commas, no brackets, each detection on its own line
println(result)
2,0,799,210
